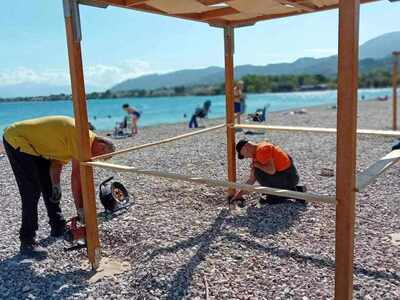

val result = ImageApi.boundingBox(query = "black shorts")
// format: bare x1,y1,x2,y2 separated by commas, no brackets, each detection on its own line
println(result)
254,159,299,190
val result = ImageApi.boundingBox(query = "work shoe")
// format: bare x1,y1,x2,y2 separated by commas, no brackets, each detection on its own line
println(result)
295,185,307,205
20,241,48,259
50,224,67,238
259,194,289,205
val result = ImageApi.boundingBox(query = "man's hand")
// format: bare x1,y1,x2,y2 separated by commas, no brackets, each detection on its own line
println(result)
50,183,62,204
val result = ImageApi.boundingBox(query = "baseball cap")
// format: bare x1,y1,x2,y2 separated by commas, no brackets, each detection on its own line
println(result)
236,139,248,159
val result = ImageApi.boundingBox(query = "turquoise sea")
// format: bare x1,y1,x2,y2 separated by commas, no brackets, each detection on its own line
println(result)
0,88,393,133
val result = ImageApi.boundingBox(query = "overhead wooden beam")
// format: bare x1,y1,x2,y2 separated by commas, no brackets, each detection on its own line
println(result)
63,0,101,269
126,0,149,7
276,0,315,12
229,0,376,26
200,7,240,20
312,0,325,8
335,0,360,299
224,27,237,196
198,0,234,5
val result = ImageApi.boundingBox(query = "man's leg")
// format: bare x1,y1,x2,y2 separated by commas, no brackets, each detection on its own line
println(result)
3,139,47,257
254,168,293,204
37,158,66,236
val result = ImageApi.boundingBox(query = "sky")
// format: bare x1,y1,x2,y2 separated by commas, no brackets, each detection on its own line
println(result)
0,0,400,93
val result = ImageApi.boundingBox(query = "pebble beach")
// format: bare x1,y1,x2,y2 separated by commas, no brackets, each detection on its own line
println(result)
0,99,399,299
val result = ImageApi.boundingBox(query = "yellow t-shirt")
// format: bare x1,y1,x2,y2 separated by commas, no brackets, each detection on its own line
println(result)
3,116,96,163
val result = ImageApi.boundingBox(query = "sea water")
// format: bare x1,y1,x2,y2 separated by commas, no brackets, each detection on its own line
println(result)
0,88,392,133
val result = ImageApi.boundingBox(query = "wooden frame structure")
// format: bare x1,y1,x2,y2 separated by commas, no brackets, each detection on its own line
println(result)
61,0,396,298
393,51,400,130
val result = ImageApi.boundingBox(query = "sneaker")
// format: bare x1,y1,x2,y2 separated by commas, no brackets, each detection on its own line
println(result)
20,241,48,258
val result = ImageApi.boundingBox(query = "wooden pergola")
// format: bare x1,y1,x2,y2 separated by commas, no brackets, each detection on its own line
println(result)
62,0,395,299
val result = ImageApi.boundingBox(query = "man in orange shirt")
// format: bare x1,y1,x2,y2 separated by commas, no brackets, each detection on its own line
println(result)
231,139,305,205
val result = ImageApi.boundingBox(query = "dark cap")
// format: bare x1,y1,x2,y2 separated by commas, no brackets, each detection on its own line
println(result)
236,139,248,159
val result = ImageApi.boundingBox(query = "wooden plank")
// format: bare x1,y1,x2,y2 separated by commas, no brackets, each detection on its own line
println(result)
335,0,360,299
234,124,400,137
224,27,236,196
200,7,239,20
277,0,315,12
198,0,234,5
393,55,398,131
229,0,376,27
84,161,336,204
64,2,100,269
126,0,149,7
356,150,400,192
92,124,226,160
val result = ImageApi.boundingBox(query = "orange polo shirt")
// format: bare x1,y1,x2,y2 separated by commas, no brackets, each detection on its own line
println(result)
254,142,291,172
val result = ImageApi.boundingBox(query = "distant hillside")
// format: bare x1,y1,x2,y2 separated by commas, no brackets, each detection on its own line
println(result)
112,31,400,93
359,31,400,59
112,56,392,92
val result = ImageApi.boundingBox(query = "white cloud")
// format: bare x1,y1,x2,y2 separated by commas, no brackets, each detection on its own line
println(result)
0,59,154,89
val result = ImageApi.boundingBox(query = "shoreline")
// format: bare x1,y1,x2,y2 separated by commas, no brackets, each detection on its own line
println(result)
0,87,391,104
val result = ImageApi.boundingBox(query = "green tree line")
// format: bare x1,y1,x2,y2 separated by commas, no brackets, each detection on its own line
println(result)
241,70,398,93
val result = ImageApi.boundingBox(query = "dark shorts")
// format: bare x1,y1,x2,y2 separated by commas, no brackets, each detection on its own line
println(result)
254,159,299,191
234,102,241,113
131,111,141,119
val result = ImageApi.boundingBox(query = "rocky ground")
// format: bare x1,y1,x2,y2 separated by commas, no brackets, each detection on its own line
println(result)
0,100,399,299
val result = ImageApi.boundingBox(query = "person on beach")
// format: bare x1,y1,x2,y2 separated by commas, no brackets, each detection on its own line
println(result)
122,103,141,135
189,100,212,128
2,116,115,258
234,80,246,125
230,139,305,205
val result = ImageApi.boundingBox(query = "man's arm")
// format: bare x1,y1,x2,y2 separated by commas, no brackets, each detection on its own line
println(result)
231,167,257,200
254,159,276,175
71,159,83,210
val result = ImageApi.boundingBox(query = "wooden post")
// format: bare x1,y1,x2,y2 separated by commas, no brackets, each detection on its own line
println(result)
63,0,101,269
393,53,399,131
224,26,236,195
335,0,360,299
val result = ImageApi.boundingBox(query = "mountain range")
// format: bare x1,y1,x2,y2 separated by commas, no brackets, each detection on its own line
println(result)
111,31,400,92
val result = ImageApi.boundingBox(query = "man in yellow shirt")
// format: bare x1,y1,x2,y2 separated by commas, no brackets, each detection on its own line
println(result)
3,116,115,258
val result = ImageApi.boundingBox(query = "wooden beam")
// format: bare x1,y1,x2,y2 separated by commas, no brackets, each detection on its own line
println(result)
63,0,100,269
126,0,148,7
84,161,336,204
335,0,360,299
229,0,376,27
92,124,226,160
393,54,398,131
224,27,236,196
233,124,400,137
200,7,239,20
198,0,234,5
276,0,315,12
356,150,400,192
